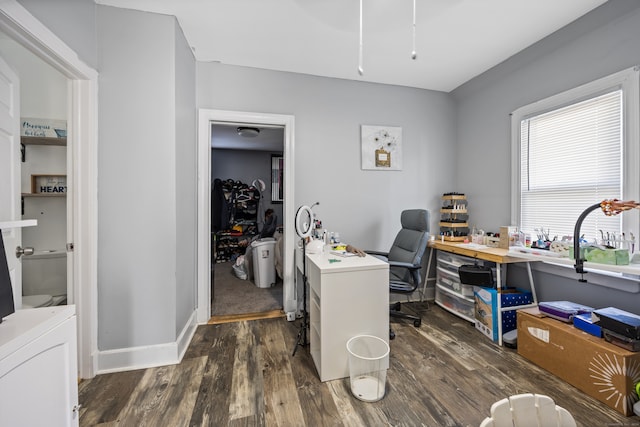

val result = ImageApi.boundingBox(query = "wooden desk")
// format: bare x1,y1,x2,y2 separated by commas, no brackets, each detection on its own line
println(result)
426,240,538,345
428,241,529,264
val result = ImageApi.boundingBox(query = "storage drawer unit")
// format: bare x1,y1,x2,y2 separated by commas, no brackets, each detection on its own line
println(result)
436,266,474,297
435,285,475,322
435,251,477,321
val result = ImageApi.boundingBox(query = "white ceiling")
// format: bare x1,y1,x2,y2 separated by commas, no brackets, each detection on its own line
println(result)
96,0,607,92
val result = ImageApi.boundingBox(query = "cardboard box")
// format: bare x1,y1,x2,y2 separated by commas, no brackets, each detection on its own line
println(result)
498,226,517,249
518,308,640,416
474,287,532,342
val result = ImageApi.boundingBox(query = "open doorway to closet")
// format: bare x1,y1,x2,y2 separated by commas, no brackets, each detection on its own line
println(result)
0,32,70,311
196,109,296,325
210,122,284,319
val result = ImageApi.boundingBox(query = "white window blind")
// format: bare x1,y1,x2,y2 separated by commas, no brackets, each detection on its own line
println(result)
519,90,622,242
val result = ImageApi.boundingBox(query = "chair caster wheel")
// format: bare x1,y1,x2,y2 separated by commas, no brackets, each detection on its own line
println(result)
390,330,396,340
413,319,421,327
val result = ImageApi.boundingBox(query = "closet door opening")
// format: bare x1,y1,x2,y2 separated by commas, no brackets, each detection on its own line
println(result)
210,122,284,319
196,109,295,324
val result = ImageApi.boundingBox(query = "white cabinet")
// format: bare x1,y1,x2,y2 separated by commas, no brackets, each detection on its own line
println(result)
305,252,389,382
0,305,79,427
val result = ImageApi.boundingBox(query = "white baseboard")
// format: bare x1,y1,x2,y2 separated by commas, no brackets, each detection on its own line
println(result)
96,310,198,374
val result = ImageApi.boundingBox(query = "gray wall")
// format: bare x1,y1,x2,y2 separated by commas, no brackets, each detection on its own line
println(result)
198,64,455,251
174,20,197,337
451,0,640,311
97,6,196,350
17,0,97,70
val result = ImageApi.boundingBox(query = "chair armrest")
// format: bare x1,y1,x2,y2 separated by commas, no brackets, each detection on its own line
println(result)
365,250,388,262
388,261,420,270
365,250,388,257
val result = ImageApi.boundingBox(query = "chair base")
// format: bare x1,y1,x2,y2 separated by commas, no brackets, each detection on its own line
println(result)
390,301,422,328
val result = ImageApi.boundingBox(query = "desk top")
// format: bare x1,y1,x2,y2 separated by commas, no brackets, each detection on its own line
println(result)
428,240,530,264
306,250,388,273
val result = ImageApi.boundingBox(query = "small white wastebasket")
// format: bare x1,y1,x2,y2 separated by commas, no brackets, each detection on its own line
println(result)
346,335,390,402
251,238,276,288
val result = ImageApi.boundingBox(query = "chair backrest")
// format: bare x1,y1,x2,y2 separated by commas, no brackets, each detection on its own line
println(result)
479,393,577,427
387,209,430,286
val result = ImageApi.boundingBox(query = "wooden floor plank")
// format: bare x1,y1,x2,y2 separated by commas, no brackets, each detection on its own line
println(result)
189,323,238,426
79,304,634,427
77,369,146,425
259,318,307,426
228,321,264,421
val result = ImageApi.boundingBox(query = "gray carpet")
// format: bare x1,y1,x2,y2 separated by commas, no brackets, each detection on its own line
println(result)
212,261,283,316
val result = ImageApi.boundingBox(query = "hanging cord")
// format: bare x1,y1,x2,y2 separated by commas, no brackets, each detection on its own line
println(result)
358,0,364,75
411,0,417,60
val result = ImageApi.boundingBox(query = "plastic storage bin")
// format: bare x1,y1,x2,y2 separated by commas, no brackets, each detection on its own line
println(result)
346,335,389,402
251,238,276,288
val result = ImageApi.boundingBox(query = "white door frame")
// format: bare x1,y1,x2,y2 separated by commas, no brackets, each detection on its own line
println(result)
197,109,295,322
0,1,98,378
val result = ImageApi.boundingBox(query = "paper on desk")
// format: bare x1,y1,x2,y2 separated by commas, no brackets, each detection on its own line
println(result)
330,250,358,257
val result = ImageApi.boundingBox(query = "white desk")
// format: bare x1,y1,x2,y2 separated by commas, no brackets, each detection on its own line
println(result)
304,251,389,382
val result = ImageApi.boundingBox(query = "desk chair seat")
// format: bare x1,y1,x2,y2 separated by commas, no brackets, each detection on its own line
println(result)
367,209,430,337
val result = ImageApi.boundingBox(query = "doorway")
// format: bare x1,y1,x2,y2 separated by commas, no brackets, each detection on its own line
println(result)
0,5,99,379
210,122,284,317
0,34,70,310
197,110,296,324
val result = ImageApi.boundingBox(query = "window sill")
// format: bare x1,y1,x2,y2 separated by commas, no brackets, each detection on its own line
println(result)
507,250,640,294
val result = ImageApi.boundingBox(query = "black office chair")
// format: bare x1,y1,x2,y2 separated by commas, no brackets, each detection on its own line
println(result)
367,209,430,337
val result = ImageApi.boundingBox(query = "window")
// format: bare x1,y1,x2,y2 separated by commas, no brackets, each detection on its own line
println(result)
511,67,640,245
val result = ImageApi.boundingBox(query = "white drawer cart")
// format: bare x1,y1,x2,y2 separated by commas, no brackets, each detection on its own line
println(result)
434,251,478,323
305,251,389,382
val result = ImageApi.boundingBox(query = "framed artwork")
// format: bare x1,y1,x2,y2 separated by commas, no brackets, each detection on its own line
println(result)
361,125,402,170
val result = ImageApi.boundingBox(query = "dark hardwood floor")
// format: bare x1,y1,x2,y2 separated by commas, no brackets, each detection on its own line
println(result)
78,303,633,426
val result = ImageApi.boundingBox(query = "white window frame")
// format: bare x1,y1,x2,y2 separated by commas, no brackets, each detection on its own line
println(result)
511,67,640,241
510,66,640,287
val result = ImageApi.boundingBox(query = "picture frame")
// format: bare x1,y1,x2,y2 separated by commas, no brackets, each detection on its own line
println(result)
361,125,403,170
271,155,283,203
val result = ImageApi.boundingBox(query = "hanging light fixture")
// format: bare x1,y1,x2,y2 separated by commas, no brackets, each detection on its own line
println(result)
237,126,260,138
357,0,417,75
411,0,417,60
358,0,364,75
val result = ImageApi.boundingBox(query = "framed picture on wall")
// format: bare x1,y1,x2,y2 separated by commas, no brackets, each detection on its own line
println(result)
271,155,283,203
361,125,403,170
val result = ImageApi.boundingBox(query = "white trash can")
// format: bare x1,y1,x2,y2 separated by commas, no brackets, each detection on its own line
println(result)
346,335,390,402
251,238,276,288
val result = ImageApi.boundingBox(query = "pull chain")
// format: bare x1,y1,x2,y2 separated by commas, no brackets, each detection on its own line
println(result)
411,0,417,60
358,0,364,75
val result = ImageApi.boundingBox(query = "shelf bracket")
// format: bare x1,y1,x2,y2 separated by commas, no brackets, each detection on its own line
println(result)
20,143,25,162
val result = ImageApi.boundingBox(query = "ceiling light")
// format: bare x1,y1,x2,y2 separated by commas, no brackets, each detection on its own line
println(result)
237,127,260,138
